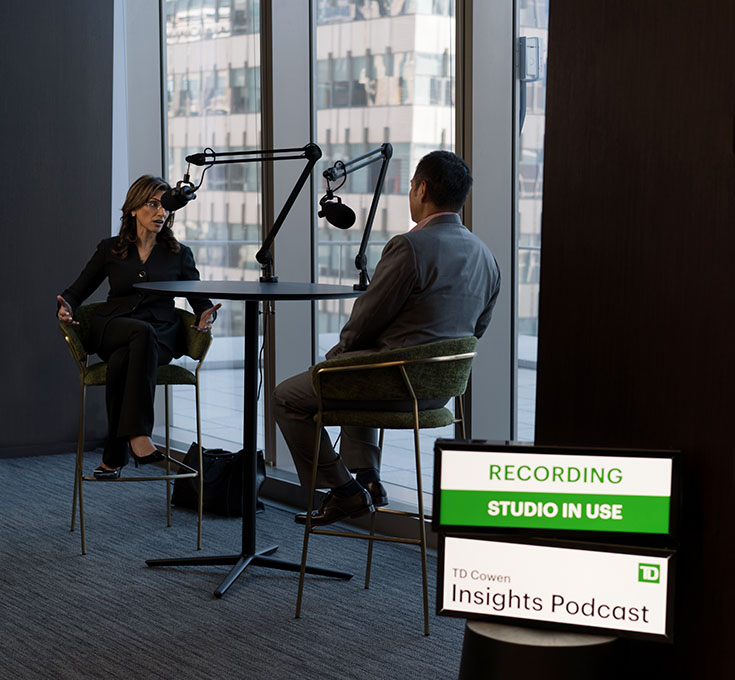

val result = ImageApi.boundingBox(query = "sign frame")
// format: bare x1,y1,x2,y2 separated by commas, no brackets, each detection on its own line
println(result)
432,440,680,546
436,534,677,643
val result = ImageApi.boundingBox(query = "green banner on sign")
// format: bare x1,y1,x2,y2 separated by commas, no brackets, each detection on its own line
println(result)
439,490,670,533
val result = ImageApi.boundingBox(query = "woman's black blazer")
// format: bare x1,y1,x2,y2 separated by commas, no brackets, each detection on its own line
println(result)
61,237,215,357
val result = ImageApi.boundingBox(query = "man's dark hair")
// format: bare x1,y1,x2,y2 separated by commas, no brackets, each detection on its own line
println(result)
413,150,473,212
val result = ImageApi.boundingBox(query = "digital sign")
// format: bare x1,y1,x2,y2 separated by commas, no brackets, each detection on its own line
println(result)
438,536,675,641
433,442,677,539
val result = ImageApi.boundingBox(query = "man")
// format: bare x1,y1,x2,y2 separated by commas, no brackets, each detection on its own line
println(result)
272,150,501,526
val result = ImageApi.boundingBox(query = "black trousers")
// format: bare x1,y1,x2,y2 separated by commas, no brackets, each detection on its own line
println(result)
97,317,174,467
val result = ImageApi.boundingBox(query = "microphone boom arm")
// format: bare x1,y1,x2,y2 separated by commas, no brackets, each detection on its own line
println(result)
185,143,322,282
323,143,393,290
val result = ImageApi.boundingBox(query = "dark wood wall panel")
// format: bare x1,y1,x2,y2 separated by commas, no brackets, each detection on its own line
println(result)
0,1,113,456
536,1,734,675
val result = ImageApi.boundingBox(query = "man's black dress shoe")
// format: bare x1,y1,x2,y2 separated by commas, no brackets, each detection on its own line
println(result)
295,488,375,526
364,480,388,507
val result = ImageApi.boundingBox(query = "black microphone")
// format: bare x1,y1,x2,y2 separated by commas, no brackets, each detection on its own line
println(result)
318,192,356,230
185,152,210,166
161,180,197,212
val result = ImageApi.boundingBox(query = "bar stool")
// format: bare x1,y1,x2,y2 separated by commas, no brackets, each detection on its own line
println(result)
59,303,212,554
296,336,477,635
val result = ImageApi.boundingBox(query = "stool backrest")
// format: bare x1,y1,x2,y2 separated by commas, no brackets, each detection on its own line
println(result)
59,304,213,364
312,336,478,403
58,302,104,365
175,308,213,361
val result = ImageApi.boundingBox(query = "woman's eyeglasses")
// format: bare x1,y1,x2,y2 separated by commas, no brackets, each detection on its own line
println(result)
144,200,169,213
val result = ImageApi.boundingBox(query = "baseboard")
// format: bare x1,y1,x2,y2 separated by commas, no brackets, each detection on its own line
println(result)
0,439,106,459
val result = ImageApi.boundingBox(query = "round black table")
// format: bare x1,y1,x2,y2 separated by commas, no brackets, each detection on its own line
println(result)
135,280,362,596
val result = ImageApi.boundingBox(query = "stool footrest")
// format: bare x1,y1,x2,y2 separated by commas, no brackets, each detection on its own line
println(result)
376,507,432,521
311,527,421,545
82,471,198,482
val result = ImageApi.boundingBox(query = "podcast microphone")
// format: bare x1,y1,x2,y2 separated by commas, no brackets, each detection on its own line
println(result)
318,191,356,230
161,179,197,212
185,152,210,166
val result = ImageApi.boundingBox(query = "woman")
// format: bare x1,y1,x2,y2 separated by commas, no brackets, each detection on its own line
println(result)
57,175,221,478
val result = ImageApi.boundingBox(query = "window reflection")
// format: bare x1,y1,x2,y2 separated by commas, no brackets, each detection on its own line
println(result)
315,0,456,500
517,0,547,336
517,0,548,440
161,0,264,453
165,0,262,340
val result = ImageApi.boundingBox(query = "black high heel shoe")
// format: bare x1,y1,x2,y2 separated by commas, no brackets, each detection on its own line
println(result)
93,465,121,479
129,448,165,467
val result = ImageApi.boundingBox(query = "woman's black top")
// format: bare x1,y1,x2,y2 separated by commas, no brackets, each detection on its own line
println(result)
60,237,215,357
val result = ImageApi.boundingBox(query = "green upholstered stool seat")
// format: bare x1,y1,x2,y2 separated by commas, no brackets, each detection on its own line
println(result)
155,363,198,386
81,363,107,386
320,407,453,429
82,362,198,387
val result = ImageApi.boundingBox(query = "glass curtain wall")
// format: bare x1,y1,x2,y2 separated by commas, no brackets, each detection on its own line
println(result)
516,0,548,441
158,1,535,501
314,0,457,499
158,0,264,450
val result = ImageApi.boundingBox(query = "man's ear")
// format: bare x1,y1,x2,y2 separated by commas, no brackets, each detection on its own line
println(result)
417,179,429,203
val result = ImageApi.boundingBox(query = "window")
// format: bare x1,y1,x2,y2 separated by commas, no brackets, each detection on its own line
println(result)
156,0,525,510
159,0,264,452
517,0,549,440
315,0,457,503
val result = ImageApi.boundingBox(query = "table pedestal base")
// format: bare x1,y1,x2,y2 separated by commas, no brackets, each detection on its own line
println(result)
146,546,352,597
132,290,362,598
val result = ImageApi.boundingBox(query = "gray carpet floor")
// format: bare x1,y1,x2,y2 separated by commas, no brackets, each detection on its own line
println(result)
0,453,465,679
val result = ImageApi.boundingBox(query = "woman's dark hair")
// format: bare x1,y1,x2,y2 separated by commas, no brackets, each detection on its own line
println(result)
112,175,180,258
413,150,473,212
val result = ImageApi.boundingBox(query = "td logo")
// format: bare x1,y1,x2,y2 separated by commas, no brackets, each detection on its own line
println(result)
638,563,660,583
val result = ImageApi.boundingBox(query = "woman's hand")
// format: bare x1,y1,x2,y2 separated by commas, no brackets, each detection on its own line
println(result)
192,303,222,332
57,295,79,325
